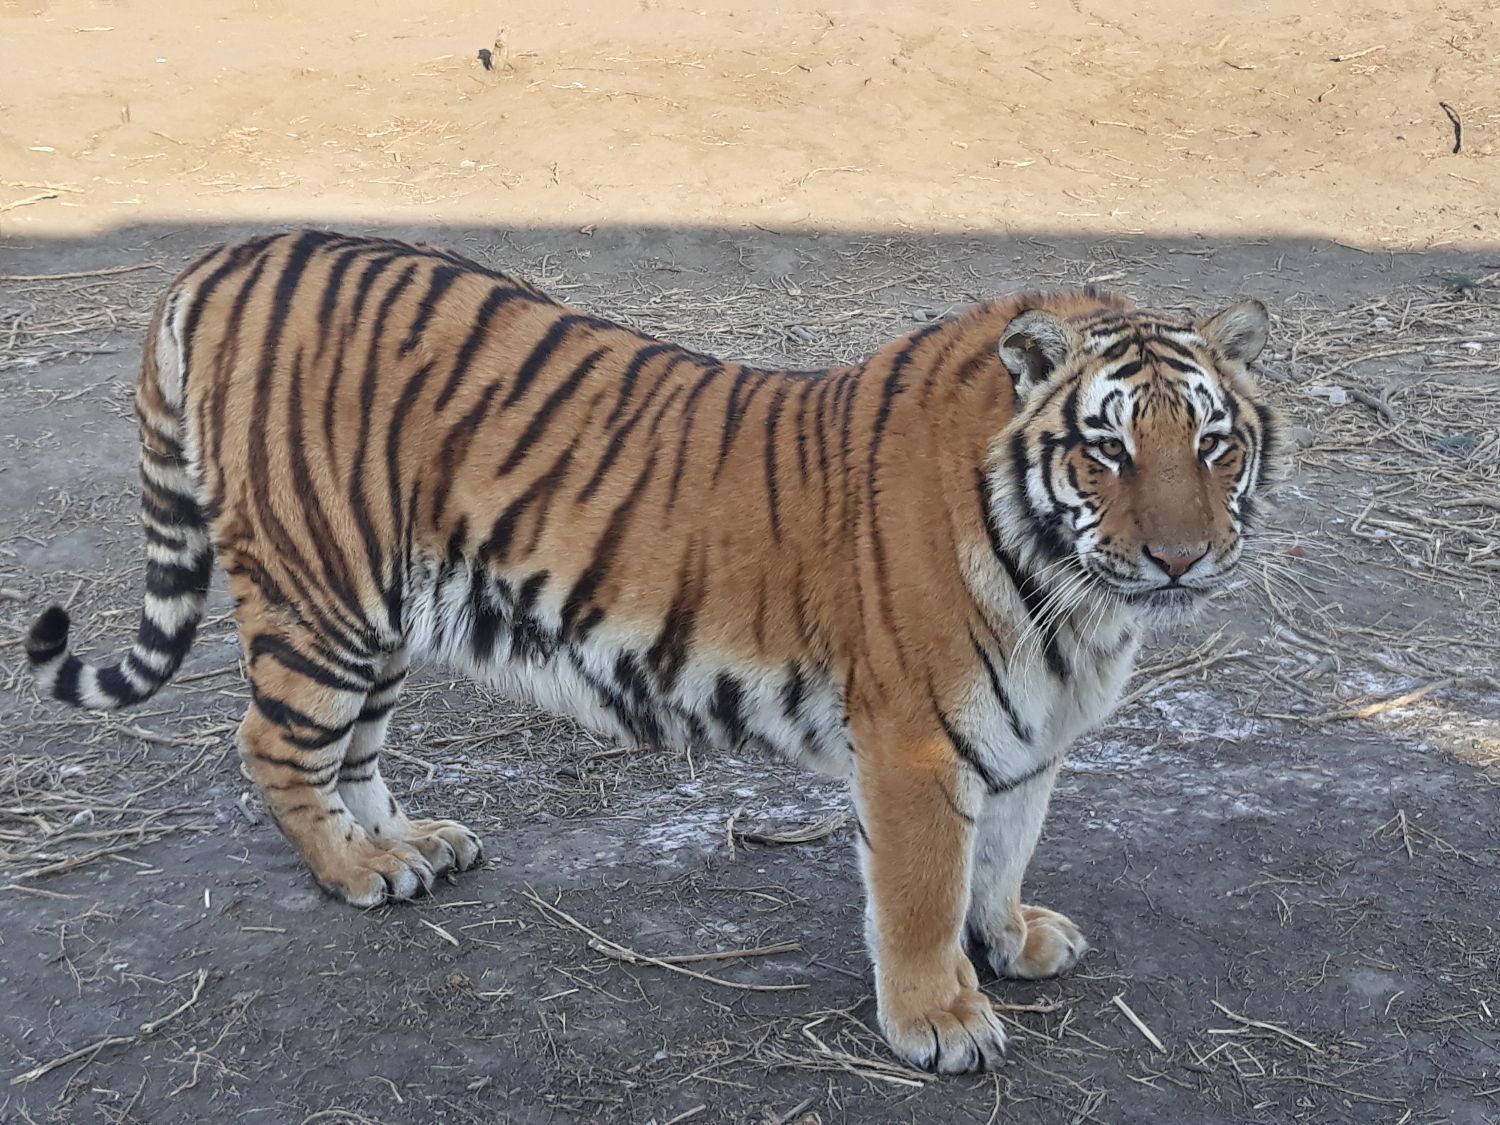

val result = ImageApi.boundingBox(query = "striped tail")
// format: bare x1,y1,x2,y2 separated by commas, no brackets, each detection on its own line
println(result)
25,289,213,710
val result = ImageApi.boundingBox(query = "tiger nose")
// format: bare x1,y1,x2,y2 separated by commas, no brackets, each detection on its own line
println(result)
1145,546,1206,579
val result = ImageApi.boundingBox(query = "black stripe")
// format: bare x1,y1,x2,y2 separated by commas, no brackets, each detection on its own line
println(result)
287,345,370,630
763,382,789,541
936,708,1004,794
789,377,812,485
710,672,748,746
309,243,364,373
713,366,763,481
96,664,144,703
140,434,184,464
867,338,929,629
976,469,1070,681
323,251,404,456
142,523,189,551
249,634,372,694
1252,401,1278,486
134,613,196,659
479,446,575,564
202,248,276,477
780,663,805,720
401,265,464,355
430,379,503,526
121,651,168,685
140,477,204,528
347,262,424,634
499,313,599,410
808,372,836,522
1153,352,1203,375
602,343,674,430
498,346,610,476
834,370,861,524
988,756,1061,795
251,688,355,750
433,285,532,411
469,568,502,662
966,628,1033,744
609,651,665,745
367,669,409,696
668,363,724,508
646,540,704,693
248,747,342,779
510,571,551,662
565,650,664,747
578,371,687,503
1142,333,1200,363
935,780,976,825
180,236,278,378
53,656,83,704
559,449,659,639
1008,430,1071,562
143,552,213,598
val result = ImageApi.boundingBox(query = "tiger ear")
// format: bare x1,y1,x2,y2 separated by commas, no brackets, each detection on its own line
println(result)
998,310,1081,395
1197,299,1269,364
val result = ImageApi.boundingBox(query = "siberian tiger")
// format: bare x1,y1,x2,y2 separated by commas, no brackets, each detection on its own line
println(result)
26,231,1280,1073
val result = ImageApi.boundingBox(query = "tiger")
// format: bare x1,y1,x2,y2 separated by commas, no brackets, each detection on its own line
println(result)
25,230,1281,1074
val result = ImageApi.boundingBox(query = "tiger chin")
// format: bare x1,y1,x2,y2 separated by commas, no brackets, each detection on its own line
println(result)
24,232,1282,1075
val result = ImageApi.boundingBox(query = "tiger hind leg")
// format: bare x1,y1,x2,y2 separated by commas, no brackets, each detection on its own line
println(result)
234,591,438,906
336,647,483,879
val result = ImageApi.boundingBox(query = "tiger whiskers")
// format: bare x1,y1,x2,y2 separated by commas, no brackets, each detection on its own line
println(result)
1009,565,1101,668
1072,581,1125,648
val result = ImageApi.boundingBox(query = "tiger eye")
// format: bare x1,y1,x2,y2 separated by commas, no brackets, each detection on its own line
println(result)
1097,437,1126,460
1198,433,1222,455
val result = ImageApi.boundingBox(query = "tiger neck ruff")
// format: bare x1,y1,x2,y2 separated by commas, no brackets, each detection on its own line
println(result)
25,231,1282,1075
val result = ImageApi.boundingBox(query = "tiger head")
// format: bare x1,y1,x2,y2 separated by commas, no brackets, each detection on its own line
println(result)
989,298,1283,618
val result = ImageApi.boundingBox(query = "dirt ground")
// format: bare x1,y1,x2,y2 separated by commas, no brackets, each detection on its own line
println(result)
2,2,1498,1123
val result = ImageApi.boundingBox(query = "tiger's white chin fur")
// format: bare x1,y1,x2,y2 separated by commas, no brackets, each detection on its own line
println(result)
1123,586,1206,623
1075,566,1215,623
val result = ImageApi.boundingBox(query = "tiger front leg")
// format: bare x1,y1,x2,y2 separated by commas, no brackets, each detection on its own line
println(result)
851,739,1007,1074
964,762,1087,980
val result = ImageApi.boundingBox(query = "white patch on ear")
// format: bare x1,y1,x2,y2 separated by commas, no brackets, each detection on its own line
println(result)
998,310,1080,394
1198,299,1269,365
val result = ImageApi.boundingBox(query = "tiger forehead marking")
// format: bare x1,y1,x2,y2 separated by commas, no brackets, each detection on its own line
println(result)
25,232,1283,1076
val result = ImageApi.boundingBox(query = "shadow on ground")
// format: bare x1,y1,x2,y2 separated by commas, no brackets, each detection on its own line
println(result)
2,222,1497,1124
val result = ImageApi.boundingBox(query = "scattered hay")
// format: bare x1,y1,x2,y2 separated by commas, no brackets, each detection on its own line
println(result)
2,234,1497,1122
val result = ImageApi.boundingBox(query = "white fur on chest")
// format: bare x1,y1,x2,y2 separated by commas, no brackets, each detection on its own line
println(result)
959,605,1139,787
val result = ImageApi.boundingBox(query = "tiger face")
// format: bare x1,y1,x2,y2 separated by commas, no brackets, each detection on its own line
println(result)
993,300,1281,617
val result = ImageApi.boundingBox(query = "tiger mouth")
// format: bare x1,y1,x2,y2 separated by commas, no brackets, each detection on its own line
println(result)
1081,567,1209,608
1118,586,1204,610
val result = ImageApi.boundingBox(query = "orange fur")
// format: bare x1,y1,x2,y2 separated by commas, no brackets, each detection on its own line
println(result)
26,232,1281,1074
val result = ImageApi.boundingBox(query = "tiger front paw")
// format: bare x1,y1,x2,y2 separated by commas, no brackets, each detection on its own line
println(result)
310,835,437,908
966,903,1088,980
400,818,484,876
877,954,1008,1074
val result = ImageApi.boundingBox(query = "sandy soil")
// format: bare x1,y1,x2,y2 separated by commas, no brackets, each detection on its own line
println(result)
2,0,1497,242
2,2,1498,1123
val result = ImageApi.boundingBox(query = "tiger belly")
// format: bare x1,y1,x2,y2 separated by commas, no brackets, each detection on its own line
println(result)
402,556,852,773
